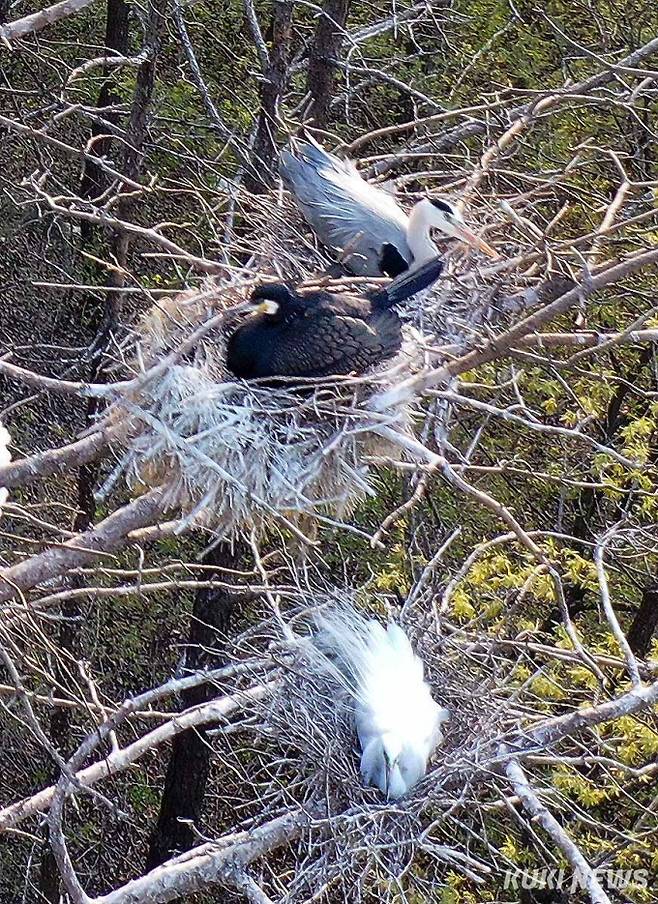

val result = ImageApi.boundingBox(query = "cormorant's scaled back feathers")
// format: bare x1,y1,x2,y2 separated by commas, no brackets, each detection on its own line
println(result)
225,257,443,381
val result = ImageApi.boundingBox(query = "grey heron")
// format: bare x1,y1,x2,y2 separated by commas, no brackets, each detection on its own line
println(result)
226,256,443,381
280,135,498,277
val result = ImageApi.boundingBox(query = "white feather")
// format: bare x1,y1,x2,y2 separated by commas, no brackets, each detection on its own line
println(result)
0,421,11,513
315,606,450,799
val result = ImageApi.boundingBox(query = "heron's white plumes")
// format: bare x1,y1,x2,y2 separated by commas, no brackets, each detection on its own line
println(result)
0,421,11,513
315,607,450,799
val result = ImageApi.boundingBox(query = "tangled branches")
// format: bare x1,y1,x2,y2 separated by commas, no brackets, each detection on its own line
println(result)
1,2,658,903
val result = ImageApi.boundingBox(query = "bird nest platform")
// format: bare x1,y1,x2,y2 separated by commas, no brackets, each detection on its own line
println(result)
99,279,423,541
197,594,515,899
96,183,540,543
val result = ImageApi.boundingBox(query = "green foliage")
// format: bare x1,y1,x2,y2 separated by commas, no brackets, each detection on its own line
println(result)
127,780,161,812
553,766,610,806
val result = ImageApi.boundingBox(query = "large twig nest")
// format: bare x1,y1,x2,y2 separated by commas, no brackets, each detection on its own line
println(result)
101,281,420,539
213,595,510,896
99,188,523,539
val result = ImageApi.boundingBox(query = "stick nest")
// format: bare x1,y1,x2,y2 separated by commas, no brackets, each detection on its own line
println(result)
102,282,419,539
214,596,512,899
101,189,524,539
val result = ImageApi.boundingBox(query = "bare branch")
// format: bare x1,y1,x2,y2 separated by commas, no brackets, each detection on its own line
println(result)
0,488,169,605
0,0,95,44
505,758,612,904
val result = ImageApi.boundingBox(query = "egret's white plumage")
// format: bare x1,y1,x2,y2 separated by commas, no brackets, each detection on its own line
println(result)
0,422,11,513
315,607,450,799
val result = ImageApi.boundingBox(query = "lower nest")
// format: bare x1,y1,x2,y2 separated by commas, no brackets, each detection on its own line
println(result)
223,606,511,899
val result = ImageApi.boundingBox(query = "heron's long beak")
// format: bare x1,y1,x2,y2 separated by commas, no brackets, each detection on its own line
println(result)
453,225,499,259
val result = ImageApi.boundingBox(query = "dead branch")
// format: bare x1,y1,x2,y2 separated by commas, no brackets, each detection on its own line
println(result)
0,488,169,605
504,758,612,904
0,0,95,44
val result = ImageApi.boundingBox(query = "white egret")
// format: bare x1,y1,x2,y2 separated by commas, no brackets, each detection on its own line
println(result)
315,607,450,799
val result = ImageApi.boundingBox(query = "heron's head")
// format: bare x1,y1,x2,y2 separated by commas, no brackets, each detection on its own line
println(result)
419,197,499,259
249,283,297,318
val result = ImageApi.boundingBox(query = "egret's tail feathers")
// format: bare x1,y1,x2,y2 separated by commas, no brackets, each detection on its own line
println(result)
313,605,450,799
313,605,373,693
369,256,444,309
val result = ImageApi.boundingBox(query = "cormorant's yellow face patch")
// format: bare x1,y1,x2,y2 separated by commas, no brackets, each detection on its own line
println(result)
256,300,279,315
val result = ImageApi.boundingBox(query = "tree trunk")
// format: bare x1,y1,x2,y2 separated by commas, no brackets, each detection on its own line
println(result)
145,541,251,869
243,1,294,194
305,0,351,129
627,582,658,657
38,6,162,898
78,0,130,208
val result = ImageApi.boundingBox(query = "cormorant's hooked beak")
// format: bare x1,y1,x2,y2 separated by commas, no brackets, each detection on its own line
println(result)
452,224,499,259
251,299,280,315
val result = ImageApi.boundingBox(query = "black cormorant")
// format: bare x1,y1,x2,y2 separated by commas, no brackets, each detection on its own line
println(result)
226,256,443,381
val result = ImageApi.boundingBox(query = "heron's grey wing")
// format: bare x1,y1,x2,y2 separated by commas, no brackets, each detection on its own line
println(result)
280,142,411,276
268,310,402,377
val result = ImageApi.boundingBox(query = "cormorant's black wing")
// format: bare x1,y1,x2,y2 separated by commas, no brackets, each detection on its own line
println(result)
266,308,402,377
